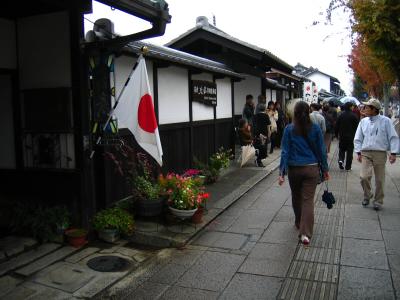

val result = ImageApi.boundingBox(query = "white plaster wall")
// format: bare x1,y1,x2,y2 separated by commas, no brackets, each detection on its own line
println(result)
0,19,16,69
158,66,189,124
0,75,16,168
18,11,71,89
191,73,214,121
265,88,272,102
114,56,154,98
308,73,330,92
234,75,261,115
216,78,232,119
272,90,277,102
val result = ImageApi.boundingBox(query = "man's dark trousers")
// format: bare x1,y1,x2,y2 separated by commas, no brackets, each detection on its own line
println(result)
339,139,354,170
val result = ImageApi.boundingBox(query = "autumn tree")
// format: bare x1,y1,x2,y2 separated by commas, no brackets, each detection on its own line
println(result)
349,37,395,98
327,0,400,113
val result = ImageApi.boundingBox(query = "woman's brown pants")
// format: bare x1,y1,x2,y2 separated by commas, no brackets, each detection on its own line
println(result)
288,165,319,238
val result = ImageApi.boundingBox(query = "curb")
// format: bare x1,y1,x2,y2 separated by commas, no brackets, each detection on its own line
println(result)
129,156,281,248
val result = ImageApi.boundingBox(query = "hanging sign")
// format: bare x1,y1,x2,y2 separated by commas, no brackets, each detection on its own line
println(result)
312,84,318,103
192,80,217,106
303,81,312,104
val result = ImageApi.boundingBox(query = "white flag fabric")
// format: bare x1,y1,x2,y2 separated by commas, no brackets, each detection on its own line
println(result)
114,55,163,166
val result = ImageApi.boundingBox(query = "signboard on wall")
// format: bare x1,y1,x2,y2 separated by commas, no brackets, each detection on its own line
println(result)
192,80,217,106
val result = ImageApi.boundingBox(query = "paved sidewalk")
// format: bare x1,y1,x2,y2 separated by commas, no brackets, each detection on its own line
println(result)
0,149,281,299
98,143,400,300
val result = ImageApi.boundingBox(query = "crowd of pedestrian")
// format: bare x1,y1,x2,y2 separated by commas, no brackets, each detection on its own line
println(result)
238,94,286,167
275,97,399,246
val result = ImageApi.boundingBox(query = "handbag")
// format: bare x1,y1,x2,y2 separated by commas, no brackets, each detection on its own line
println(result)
322,182,335,209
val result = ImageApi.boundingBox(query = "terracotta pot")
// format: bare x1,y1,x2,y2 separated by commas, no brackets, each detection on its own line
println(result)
65,229,87,248
191,207,204,224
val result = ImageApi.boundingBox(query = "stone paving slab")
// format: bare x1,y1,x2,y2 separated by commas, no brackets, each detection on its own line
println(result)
310,233,342,250
382,230,400,255
15,245,78,276
338,266,395,300
248,243,297,261
31,261,96,293
0,236,37,258
259,221,299,245
175,251,245,292
344,204,379,220
205,215,237,232
65,247,100,264
160,285,219,300
0,243,60,276
122,281,170,300
287,260,339,283
0,275,22,298
147,263,188,285
295,246,340,265
238,257,291,277
2,281,71,300
192,231,248,250
387,254,400,296
343,218,383,240
219,273,283,300
341,238,388,270
278,278,337,300
380,213,400,231
73,271,128,299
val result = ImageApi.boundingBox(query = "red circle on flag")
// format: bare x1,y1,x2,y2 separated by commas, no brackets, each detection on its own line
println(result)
138,94,157,133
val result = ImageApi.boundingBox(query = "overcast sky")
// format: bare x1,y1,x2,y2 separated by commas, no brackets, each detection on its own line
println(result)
84,0,353,95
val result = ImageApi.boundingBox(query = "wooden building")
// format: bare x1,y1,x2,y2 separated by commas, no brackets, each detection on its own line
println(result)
166,16,302,119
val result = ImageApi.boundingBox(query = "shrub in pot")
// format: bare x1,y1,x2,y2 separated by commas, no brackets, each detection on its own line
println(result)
133,175,163,217
92,207,134,243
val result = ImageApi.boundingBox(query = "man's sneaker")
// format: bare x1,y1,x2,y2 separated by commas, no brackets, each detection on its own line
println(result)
338,161,344,170
345,168,351,172
300,235,310,245
362,199,370,207
373,203,382,211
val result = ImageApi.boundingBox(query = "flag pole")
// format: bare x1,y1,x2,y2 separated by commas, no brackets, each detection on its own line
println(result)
89,47,148,159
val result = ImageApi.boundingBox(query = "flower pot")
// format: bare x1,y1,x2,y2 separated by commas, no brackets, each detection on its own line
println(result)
191,207,204,224
98,228,120,243
65,229,87,248
137,198,164,217
168,206,198,219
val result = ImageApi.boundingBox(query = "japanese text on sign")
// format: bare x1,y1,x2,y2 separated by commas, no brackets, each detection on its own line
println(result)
192,80,217,106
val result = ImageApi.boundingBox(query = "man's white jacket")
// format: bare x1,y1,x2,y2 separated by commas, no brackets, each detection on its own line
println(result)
354,115,399,154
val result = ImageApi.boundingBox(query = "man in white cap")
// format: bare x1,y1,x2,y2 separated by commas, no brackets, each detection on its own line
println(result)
354,98,399,210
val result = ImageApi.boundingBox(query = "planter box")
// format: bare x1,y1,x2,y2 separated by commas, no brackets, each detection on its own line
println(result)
137,198,165,217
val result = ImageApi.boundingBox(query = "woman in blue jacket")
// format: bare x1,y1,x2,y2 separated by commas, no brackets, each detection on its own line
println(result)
278,101,329,245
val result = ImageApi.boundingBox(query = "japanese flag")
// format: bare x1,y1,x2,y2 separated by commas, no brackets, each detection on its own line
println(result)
114,55,163,166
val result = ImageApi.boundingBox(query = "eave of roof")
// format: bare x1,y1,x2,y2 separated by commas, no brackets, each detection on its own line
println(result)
166,24,293,72
300,68,340,83
125,40,244,79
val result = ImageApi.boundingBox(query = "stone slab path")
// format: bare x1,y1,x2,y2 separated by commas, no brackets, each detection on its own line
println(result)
98,145,400,300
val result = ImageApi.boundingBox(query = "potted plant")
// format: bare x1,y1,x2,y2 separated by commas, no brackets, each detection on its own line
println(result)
194,147,233,184
65,228,88,247
133,175,164,217
92,207,134,243
158,173,209,219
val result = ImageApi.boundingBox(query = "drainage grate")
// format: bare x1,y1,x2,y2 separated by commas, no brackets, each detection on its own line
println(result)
87,255,131,272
